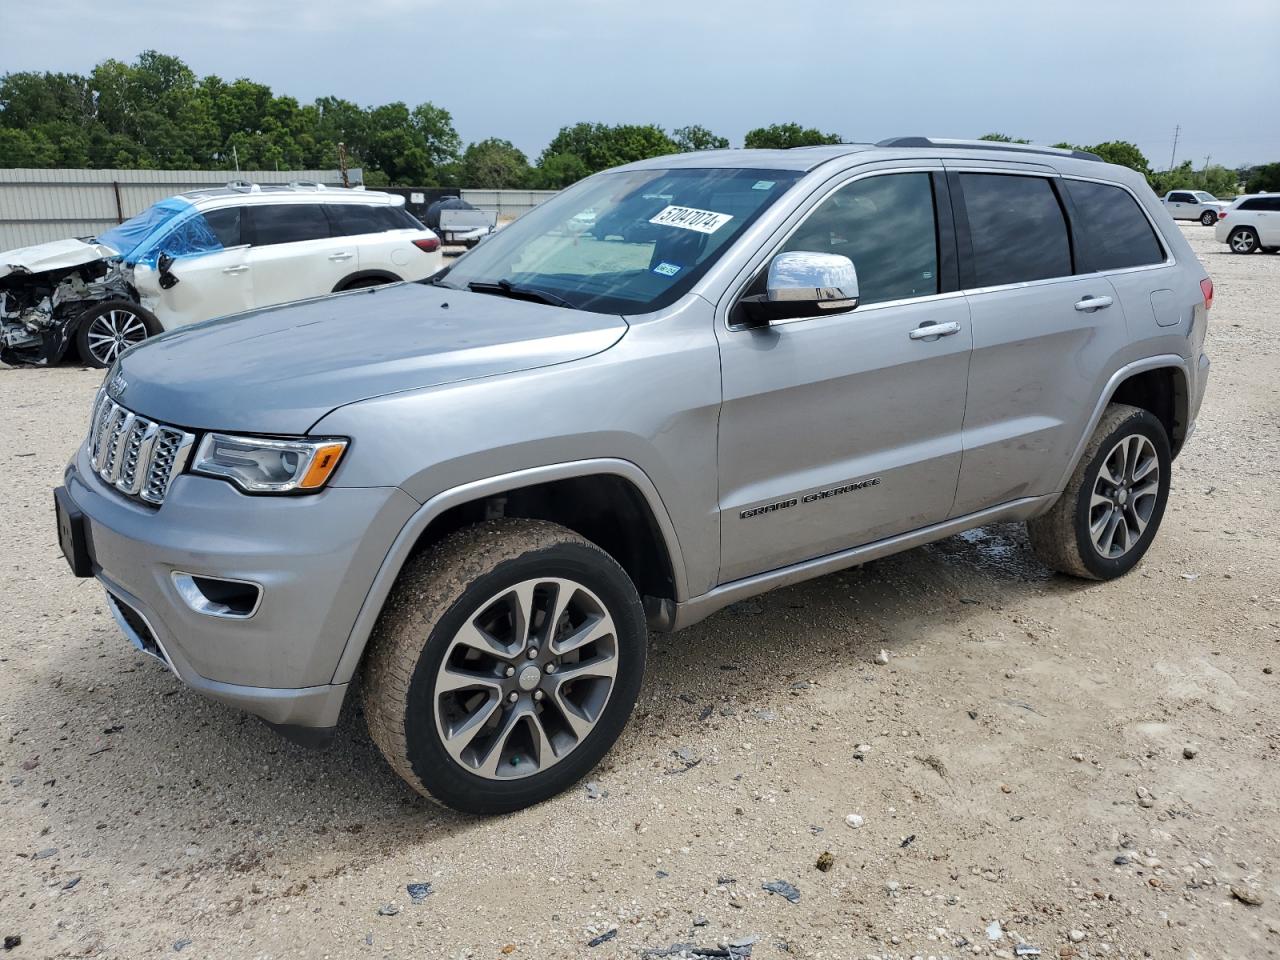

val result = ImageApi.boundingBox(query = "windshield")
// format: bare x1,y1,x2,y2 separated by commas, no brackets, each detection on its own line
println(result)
437,167,802,313
1193,191,1218,202
97,198,193,261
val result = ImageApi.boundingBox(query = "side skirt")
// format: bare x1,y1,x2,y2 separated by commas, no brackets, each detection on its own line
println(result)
658,494,1058,632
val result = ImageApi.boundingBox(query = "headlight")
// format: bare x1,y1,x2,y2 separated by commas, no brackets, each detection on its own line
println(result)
192,434,348,494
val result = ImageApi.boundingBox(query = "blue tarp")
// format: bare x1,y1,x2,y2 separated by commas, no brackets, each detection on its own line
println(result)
97,197,224,267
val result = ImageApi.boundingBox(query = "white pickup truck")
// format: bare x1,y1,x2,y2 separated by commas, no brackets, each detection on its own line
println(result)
1161,190,1230,225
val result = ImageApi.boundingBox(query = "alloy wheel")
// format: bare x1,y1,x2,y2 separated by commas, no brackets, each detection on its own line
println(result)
433,577,619,780
1089,434,1160,559
1231,230,1257,254
85,308,148,365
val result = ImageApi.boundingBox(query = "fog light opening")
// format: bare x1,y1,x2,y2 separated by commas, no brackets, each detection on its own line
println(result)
172,572,262,619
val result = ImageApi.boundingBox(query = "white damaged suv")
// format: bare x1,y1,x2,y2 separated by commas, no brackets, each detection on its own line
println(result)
0,183,443,367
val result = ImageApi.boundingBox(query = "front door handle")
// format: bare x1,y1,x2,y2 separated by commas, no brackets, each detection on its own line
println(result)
222,265,249,275
329,252,354,262
909,320,962,340
1074,295,1113,312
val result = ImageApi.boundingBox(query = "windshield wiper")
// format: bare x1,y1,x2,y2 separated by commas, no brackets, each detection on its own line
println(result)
467,279,576,310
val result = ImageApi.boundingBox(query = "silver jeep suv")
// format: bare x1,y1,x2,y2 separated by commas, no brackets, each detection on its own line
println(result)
55,138,1212,813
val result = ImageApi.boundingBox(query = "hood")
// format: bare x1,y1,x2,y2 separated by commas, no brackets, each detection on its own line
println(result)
0,238,118,280
112,282,627,434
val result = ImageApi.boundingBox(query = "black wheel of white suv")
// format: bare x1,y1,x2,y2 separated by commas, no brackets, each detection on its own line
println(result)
1228,227,1260,254
1027,403,1171,581
75,299,160,368
1200,210,1217,226
363,519,647,814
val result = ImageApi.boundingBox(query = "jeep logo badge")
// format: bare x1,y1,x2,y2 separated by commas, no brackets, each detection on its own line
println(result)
106,372,127,400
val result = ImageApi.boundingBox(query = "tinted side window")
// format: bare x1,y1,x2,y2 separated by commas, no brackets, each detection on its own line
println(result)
1170,192,1194,203
959,174,1072,287
1238,198,1280,211
778,172,939,305
249,204,331,246
330,204,385,235
202,207,242,246
1065,180,1164,272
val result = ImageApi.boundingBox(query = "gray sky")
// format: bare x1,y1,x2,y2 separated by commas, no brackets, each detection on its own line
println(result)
3,0,1277,168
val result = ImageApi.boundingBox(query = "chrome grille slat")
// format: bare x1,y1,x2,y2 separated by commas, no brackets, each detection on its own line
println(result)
84,393,193,507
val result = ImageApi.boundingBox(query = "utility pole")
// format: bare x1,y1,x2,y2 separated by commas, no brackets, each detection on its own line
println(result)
1202,154,1211,170
1168,124,1180,171
338,142,350,189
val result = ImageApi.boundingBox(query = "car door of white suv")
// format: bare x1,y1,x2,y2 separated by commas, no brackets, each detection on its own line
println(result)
130,206,253,329
243,202,352,309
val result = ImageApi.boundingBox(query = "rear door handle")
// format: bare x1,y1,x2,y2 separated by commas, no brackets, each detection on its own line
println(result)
909,320,962,340
329,252,354,262
222,265,249,275
1074,295,1113,312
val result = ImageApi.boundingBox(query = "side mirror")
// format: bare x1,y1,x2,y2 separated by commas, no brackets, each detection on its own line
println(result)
739,251,859,326
157,252,179,290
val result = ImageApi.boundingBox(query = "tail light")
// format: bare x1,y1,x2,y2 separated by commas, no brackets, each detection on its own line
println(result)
413,237,440,253
1200,278,1214,311
1217,211,1228,220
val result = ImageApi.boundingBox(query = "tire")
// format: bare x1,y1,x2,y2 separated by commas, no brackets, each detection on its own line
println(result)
74,299,160,368
1228,227,1260,254
1027,403,1171,581
363,519,647,814
1199,210,1218,226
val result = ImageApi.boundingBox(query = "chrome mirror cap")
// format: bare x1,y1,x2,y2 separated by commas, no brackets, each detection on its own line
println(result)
767,251,859,308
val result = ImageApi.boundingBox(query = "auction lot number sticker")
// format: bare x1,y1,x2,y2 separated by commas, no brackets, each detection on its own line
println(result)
649,205,734,234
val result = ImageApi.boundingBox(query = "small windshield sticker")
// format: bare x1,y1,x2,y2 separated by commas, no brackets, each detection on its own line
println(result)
752,180,776,190
649,205,734,234
653,261,682,277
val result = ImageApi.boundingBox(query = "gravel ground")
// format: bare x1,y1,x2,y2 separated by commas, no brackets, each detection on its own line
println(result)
2,225,1277,959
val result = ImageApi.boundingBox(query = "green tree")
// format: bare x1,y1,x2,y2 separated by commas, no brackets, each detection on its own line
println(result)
460,138,530,188
978,132,1031,144
538,122,677,174
673,124,729,152
1082,141,1151,178
743,123,841,149
528,152,590,190
1245,162,1280,193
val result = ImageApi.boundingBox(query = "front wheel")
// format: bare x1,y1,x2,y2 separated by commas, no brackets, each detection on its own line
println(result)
1027,404,1171,580
363,519,647,814
1229,227,1260,254
75,299,160,368
1200,210,1218,226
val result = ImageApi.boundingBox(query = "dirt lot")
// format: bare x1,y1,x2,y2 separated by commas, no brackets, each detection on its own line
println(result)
2,225,1277,960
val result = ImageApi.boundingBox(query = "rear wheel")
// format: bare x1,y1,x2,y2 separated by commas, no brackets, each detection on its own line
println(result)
1229,227,1260,254
75,299,160,368
363,519,647,814
1027,404,1171,581
1200,210,1218,226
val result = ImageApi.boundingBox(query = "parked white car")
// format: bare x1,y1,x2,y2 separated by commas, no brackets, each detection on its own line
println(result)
1160,190,1230,225
0,183,442,367
1214,194,1280,254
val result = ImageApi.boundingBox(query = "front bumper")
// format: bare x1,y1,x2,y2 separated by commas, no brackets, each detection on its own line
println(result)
63,443,419,733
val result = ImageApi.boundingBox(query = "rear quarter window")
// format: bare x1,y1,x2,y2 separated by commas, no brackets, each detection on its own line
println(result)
1065,180,1165,272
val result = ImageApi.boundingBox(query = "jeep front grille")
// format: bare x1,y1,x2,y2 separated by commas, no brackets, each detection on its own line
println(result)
87,391,194,505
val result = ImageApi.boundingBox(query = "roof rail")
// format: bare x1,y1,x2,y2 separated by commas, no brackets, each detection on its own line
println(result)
225,180,262,193
287,180,326,191
875,137,1102,162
